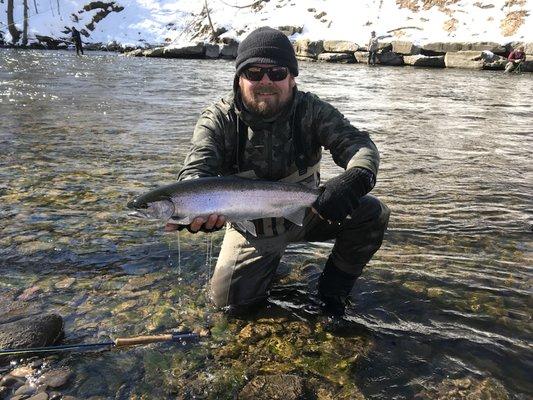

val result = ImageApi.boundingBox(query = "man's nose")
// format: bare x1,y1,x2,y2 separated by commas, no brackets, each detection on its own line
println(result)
259,73,273,84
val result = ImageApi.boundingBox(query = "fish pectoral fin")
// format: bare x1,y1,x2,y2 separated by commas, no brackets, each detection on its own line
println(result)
284,208,306,226
234,220,257,237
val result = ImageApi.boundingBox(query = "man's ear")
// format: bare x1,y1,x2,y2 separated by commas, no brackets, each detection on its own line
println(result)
289,75,296,89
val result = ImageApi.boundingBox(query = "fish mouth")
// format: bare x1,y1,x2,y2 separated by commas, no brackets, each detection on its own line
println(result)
127,199,149,218
128,210,149,219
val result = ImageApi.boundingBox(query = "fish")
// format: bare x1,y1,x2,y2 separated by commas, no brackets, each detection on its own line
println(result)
127,176,320,236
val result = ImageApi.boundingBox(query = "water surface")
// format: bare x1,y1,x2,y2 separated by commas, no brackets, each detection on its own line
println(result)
0,49,532,399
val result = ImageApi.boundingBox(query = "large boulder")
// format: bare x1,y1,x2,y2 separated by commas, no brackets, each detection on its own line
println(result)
277,26,302,36
293,39,324,59
478,51,507,70
376,42,393,52
457,42,506,54
123,49,144,57
378,51,404,66
483,59,507,70
317,52,356,63
0,314,63,363
524,42,533,55
295,55,317,62
205,44,220,59
444,51,485,69
354,51,369,63
220,40,238,59
422,42,506,56
163,44,205,58
404,55,445,68
520,60,533,72
392,41,421,55
421,42,465,55
322,40,358,53
143,47,165,57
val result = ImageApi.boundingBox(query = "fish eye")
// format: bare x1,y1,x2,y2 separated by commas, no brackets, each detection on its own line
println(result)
127,199,147,210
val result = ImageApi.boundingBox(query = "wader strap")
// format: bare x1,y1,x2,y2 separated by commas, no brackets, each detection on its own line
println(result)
234,117,248,173
280,162,320,183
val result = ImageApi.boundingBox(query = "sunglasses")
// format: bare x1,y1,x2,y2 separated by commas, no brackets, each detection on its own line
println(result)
241,66,289,82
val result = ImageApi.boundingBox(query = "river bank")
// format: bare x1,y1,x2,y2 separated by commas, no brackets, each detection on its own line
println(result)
2,35,533,73
124,38,533,72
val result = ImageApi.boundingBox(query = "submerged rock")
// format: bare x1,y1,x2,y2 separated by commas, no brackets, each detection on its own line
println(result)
239,374,305,400
38,368,73,388
0,314,63,363
417,376,509,399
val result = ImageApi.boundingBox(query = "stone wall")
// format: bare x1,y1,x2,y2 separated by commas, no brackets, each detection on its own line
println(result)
123,39,533,73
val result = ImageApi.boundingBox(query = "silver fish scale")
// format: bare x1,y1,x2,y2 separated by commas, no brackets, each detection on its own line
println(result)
167,178,319,224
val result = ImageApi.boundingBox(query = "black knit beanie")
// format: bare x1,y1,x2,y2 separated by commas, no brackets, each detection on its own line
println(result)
235,27,298,77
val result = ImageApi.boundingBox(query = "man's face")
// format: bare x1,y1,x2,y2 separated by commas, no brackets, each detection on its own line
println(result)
239,63,296,118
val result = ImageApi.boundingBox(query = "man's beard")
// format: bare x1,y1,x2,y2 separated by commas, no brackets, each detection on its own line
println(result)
241,86,292,118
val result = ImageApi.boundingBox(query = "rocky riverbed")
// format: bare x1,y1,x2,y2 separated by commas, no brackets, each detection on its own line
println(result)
0,262,514,399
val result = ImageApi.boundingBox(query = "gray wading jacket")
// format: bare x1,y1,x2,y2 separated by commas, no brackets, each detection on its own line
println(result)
178,89,379,182
177,89,380,235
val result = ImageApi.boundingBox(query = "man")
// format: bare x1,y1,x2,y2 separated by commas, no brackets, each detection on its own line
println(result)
170,27,390,317
71,27,83,56
367,31,379,65
505,45,526,73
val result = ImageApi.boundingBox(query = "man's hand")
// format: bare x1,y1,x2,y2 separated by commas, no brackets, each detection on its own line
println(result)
312,168,375,223
165,214,226,233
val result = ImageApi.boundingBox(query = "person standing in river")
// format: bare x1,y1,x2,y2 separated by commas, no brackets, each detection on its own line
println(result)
367,31,379,65
71,27,84,56
169,27,390,317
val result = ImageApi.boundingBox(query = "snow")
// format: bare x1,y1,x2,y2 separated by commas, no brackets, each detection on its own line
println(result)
0,0,531,47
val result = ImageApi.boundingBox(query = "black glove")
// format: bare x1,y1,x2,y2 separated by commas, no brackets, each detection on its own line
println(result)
312,167,375,222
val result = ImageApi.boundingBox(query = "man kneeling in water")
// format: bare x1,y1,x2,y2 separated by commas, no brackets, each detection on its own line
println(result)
169,27,390,317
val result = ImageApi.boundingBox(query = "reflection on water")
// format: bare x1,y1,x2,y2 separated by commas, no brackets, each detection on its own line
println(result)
0,49,532,398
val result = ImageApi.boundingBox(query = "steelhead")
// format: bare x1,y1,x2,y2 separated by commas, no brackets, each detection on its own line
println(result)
127,177,320,236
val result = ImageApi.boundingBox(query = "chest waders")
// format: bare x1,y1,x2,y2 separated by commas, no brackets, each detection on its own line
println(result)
233,115,320,236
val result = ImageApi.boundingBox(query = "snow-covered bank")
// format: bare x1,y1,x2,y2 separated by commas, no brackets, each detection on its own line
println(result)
0,0,531,49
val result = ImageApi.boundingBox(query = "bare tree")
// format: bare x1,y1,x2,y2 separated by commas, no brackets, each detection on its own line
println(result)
204,0,218,41
22,0,28,45
7,0,21,44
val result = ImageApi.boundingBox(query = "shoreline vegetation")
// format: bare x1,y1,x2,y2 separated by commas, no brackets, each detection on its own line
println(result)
2,37,532,73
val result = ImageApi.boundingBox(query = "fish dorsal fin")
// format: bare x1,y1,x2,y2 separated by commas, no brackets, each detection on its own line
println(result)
234,220,257,237
284,208,306,226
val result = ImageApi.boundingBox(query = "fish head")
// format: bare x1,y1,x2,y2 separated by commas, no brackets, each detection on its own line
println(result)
127,195,175,221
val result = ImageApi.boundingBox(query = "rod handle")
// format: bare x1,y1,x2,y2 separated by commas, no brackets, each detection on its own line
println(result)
114,334,173,347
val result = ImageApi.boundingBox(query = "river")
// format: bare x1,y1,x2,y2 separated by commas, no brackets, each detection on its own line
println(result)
0,49,532,399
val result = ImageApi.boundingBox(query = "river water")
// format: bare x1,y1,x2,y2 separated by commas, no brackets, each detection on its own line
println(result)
0,49,531,399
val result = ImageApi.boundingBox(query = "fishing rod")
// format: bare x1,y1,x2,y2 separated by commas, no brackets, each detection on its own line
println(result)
0,330,208,356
